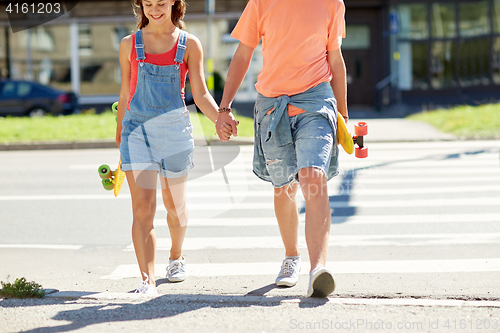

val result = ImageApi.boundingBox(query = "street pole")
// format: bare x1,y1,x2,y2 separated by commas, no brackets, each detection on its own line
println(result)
205,0,215,95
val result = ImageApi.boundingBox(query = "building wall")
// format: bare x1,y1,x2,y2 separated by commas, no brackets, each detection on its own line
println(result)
0,0,249,99
389,0,500,106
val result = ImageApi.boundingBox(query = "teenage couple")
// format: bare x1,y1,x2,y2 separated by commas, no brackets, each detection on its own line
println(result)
116,0,348,298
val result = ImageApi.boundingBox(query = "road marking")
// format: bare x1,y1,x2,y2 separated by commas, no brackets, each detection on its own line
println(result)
153,213,500,227
102,258,500,280
1,181,499,202
154,196,500,211
0,244,82,250
125,233,500,251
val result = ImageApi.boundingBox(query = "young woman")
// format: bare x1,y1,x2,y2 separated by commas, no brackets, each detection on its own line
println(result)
116,0,231,294
217,0,348,297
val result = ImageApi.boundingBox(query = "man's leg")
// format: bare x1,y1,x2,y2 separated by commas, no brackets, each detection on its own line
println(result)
274,182,300,257
297,167,331,270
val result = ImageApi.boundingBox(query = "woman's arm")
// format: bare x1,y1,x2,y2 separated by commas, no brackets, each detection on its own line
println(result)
216,42,255,139
116,35,132,148
327,48,348,121
185,34,232,141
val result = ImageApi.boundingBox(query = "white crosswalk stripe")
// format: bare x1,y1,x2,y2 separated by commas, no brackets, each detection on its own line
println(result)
102,141,500,280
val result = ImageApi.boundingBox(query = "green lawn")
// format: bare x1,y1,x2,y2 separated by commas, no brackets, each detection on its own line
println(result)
2,102,498,143
0,110,254,144
408,103,500,140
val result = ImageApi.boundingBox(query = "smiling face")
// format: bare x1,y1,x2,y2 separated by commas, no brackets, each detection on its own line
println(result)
142,0,175,26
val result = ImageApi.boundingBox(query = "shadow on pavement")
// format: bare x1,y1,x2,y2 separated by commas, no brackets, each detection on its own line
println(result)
0,291,335,333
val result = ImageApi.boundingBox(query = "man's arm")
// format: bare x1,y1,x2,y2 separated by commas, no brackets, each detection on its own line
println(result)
327,48,348,121
216,42,255,140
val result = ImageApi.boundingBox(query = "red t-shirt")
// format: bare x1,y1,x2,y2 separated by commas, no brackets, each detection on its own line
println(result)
128,34,188,111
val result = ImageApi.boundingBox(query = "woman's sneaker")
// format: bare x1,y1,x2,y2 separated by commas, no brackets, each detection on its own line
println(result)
135,273,158,295
306,265,335,298
275,256,301,287
167,257,187,282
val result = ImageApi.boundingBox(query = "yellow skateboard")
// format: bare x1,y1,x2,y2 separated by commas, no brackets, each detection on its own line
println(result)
98,161,126,197
97,102,126,197
337,115,368,158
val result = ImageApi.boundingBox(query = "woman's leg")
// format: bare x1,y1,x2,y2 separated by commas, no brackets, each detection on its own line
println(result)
160,175,189,260
126,170,158,285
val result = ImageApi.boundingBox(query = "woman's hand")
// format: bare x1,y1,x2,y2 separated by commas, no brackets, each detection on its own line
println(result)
216,112,239,141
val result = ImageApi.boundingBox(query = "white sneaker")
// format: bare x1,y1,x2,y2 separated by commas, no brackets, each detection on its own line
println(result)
306,265,335,298
135,273,158,295
275,256,301,287
167,257,186,282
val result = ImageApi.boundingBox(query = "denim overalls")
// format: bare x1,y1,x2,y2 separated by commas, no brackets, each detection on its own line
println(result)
120,29,194,178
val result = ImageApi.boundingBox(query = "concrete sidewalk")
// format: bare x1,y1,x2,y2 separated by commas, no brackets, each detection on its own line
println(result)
0,118,456,151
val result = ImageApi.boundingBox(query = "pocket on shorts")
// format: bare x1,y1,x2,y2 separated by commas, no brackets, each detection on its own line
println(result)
142,73,175,109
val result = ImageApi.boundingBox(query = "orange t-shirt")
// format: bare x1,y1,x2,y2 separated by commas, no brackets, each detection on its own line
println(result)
231,0,345,116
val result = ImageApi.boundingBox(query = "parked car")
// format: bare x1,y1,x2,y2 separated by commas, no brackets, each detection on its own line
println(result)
0,80,79,117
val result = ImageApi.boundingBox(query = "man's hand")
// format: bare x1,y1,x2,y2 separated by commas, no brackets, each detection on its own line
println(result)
216,112,239,141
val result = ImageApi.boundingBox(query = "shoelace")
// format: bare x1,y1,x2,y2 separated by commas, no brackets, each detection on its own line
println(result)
168,261,183,276
135,272,151,293
280,259,297,276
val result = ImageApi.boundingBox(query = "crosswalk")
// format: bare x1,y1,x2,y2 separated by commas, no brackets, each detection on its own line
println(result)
102,141,500,281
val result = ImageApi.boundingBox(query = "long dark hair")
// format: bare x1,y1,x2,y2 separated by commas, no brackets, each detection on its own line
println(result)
132,0,186,30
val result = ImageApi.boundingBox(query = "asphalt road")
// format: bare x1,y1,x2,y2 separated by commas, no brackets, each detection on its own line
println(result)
1,141,499,332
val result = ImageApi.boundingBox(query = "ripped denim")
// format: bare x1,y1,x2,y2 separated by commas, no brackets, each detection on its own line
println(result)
258,111,338,188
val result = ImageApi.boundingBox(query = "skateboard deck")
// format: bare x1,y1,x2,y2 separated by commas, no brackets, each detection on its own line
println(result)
337,115,368,158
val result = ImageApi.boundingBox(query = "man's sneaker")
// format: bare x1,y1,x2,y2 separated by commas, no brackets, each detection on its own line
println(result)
306,265,335,298
135,273,158,295
275,256,301,287
167,257,186,282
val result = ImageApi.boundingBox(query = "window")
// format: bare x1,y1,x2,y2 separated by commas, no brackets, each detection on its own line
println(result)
343,25,371,50
431,41,457,88
431,3,456,38
398,4,428,40
0,82,16,98
459,1,489,37
493,37,500,84
393,1,497,90
79,24,93,56
494,0,500,33
459,38,490,86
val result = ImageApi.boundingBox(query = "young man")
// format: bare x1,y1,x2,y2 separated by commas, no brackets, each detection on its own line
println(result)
216,0,348,297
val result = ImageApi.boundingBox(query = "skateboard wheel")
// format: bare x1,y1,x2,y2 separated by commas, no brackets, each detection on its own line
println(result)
112,102,119,114
354,122,367,136
102,179,114,191
98,164,112,179
355,146,368,158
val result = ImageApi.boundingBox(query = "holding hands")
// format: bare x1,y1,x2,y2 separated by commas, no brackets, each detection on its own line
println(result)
216,108,239,141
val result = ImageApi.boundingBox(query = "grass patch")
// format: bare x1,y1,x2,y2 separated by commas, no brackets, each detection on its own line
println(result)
408,103,500,140
0,277,45,299
0,110,254,144
0,112,116,143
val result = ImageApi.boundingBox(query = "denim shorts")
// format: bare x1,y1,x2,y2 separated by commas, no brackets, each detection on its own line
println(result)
259,111,336,188
120,110,194,178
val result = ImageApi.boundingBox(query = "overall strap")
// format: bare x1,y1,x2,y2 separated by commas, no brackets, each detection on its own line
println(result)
174,30,188,64
135,30,146,62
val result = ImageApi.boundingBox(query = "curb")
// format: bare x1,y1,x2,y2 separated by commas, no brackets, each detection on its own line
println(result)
44,291,500,307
